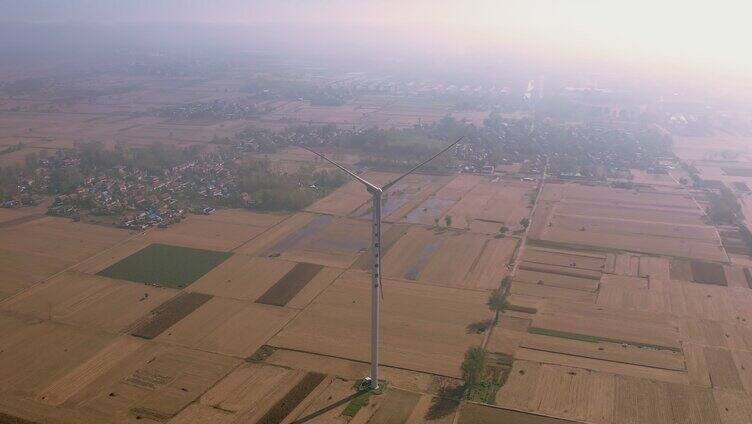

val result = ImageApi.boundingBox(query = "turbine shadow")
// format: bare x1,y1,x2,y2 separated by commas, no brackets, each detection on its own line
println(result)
290,390,366,423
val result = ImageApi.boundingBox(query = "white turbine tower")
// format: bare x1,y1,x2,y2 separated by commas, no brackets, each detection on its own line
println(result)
302,136,463,390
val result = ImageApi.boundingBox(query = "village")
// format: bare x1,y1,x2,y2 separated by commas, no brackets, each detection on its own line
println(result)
1,148,231,230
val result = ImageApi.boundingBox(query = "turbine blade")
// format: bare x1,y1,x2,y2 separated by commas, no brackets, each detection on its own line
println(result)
299,145,379,191
382,136,464,191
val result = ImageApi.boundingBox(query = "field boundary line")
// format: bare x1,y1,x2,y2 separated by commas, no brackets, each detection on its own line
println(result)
0,228,153,306
482,158,548,350
265,346,464,381
666,165,731,263
230,211,299,253
263,265,350,346
463,400,591,424
519,346,686,372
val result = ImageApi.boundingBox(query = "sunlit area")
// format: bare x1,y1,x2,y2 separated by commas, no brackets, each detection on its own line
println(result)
0,1,751,423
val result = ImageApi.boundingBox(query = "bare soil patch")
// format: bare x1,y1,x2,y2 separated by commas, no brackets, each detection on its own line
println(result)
256,372,326,424
256,262,323,307
690,260,728,286
131,292,212,339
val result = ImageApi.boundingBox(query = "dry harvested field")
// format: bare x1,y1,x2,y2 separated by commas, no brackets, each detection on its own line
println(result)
523,247,606,271
350,173,455,222
237,213,371,268
510,281,598,303
262,348,455,394
189,255,340,307
459,402,582,424
531,300,681,351
270,271,489,377
68,211,278,277
380,226,516,289
74,343,240,422
402,174,481,226
495,360,616,423
0,216,130,265
0,313,116,397
495,360,720,423
155,297,295,358
516,269,599,292
173,359,445,424
0,202,48,225
170,362,306,423
713,388,752,424
596,279,664,313
434,177,536,233
520,332,685,370
530,182,727,261
148,210,286,251
660,280,751,322
306,171,396,216
0,271,178,334
0,216,131,300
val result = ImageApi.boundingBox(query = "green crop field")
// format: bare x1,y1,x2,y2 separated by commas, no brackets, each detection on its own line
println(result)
97,243,232,288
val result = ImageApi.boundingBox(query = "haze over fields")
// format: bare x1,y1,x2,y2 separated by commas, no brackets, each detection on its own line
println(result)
1,1,752,424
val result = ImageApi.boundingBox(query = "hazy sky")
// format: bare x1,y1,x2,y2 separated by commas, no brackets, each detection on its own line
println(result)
3,1,752,89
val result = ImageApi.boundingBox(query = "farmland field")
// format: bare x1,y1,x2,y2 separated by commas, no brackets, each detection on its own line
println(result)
0,271,178,333
131,291,213,339
269,271,489,377
255,262,323,306
380,226,516,289
97,243,232,288
0,216,131,300
6,85,752,424
529,182,727,261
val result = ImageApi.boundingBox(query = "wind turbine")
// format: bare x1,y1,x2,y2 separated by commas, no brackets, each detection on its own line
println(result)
302,136,464,390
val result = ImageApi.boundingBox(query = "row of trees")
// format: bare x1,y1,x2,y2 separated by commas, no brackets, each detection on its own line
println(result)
439,275,512,416
706,185,743,225
235,159,346,211
76,141,203,174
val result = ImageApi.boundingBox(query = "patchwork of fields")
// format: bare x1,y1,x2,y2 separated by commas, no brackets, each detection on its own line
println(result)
4,169,752,424
0,173,529,423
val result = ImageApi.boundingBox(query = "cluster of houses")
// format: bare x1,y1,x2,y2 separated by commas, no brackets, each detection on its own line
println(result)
1,195,37,209
36,151,235,229
155,99,259,121
2,154,77,209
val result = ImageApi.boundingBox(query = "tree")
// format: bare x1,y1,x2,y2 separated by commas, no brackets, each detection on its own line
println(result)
461,346,487,389
433,217,439,227
519,217,530,228
49,167,83,194
501,275,512,289
487,289,505,323
445,215,453,227
24,152,38,170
